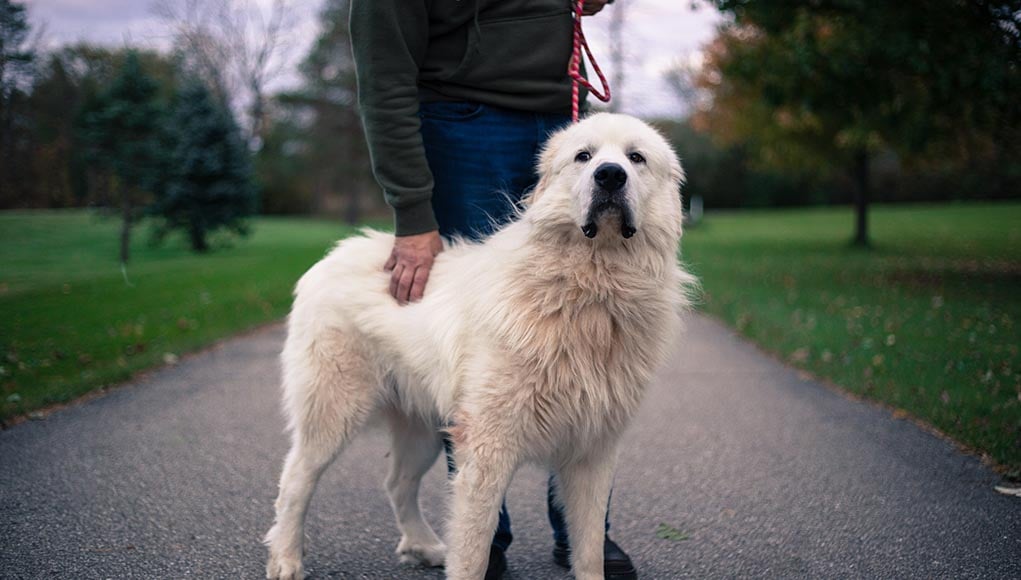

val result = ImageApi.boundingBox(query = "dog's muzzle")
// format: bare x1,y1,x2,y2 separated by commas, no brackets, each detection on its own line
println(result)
582,163,636,239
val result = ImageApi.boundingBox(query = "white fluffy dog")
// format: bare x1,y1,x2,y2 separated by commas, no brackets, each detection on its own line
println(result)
265,114,695,580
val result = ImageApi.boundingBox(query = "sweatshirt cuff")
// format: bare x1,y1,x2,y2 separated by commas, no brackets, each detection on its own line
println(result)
393,197,439,237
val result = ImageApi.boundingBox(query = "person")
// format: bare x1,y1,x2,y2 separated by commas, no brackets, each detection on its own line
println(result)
350,1,636,579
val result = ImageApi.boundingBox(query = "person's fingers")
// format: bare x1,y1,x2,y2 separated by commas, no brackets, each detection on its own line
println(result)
409,263,432,303
389,263,404,300
383,251,397,272
582,0,605,15
396,264,416,305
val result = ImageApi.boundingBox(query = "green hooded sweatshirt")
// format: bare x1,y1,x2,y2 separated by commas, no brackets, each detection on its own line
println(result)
350,0,587,236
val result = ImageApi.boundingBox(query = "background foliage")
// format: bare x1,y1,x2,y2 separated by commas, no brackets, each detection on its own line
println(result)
662,0,1019,224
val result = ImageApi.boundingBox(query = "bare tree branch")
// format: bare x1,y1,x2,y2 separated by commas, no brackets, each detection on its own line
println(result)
151,0,297,147
607,1,627,113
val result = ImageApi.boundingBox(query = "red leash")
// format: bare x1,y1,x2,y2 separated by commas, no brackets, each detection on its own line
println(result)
569,0,612,122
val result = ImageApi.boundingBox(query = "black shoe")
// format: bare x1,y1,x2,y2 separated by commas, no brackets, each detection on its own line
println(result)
485,544,508,580
553,537,637,580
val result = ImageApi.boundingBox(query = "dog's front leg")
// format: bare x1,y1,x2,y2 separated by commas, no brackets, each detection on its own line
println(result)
444,450,516,580
556,446,618,580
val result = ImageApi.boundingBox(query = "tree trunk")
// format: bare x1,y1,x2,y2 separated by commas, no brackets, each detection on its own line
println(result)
852,150,870,247
120,188,132,264
249,90,264,150
0,93,13,206
189,225,209,253
0,138,6,205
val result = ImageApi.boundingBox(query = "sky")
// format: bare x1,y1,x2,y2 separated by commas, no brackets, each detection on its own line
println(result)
23,0,723,118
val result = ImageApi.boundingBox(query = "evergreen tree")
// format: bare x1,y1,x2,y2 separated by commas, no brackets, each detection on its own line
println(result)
154,81,256,252
78,51,166,263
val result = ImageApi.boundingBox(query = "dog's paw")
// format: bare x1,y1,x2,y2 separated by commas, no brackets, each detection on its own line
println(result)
266,552,305,580
396,536,446,567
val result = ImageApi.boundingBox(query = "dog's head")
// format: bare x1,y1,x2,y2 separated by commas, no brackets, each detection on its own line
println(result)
528,113,684,245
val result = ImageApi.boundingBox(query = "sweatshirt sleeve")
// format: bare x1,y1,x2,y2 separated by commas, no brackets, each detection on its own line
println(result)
350,0,437,236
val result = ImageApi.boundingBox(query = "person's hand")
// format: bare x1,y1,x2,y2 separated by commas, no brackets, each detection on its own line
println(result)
582,0,613,16
384,230,444,305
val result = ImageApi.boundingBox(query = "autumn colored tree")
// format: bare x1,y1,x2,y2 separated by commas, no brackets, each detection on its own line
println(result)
700,1,1019,245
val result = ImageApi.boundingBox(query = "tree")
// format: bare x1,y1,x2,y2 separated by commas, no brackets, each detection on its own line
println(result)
253,105,313,214
153,81,256,252
24,45,178,209
78,52,167,263
702,1,1020,245
0,0,36,205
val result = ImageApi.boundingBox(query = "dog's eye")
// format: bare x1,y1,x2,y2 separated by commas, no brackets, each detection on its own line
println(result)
628,152,646,164
575,151,592,163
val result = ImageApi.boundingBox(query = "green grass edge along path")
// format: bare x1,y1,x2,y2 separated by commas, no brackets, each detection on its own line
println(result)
682,202,1021,472
0,211,361,424
2,203,1020,472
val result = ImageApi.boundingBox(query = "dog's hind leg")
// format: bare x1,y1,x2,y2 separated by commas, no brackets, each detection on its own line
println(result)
265,334,378,580
383,407,446,567
554,447,618,580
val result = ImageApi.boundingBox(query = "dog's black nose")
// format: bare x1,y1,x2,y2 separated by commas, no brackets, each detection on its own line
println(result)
594,163,627,192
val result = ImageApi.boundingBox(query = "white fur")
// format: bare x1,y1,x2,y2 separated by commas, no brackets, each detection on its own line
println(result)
264,114,696,580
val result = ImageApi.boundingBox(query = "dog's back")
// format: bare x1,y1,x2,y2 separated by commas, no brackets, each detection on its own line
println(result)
284,227,516,422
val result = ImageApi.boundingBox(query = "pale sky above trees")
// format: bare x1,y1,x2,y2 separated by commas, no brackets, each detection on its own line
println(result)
26,0,721,117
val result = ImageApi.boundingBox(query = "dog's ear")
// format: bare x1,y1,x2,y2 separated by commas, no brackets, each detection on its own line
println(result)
523,128,568,206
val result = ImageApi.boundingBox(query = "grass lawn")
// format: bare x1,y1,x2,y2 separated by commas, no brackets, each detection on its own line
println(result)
3,204,1019,472
0,210,364,422
681,202,1021,472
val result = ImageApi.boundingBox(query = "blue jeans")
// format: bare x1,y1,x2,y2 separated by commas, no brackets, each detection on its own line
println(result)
419,101,610,551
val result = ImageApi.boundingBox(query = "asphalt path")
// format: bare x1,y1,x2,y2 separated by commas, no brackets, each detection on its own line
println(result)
2,315,1018,579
